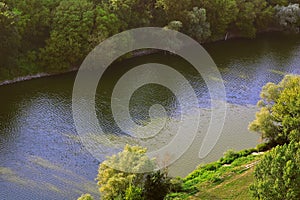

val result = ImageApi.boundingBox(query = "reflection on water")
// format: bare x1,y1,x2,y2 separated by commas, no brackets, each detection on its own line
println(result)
0,32,300,199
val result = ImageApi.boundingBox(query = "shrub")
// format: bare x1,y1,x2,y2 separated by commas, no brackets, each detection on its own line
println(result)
219,149,239,164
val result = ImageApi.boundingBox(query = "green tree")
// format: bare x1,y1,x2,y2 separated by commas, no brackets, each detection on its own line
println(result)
249,75,300,145
10,0,60,73
156,0,210,42
13,0,59,50
96,145,155,200
250,142,300,199
183,7,211,42
235,0,274,38
89,5,121,47
196,0,238,40
39,0,95,70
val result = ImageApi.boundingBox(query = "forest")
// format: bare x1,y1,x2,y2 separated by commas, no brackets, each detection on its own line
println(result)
1,0,300,81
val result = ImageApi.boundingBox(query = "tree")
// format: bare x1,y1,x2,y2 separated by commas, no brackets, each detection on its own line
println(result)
89,5,121,47
249,75,300,145
13,0,59,50
39,0,95,70
96,145,155,200
196,0,238,40
250,142,300,199
183,7,211,42
156,0,210,42
234,0,274,38
9,0,60,73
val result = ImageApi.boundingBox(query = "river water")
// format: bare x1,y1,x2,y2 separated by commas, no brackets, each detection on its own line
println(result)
0,32,300,200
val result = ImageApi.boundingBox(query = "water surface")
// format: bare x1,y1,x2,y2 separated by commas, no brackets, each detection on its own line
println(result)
0,32,300,199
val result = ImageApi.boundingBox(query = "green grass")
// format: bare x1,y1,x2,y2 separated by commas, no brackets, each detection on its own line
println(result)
166,149,263,200
192,167,255,200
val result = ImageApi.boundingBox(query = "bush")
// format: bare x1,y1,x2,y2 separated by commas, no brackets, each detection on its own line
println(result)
201,162,222,171
219,150,240,164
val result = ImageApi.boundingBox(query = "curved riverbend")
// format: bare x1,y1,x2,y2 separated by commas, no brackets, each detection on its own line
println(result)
0,32,299,199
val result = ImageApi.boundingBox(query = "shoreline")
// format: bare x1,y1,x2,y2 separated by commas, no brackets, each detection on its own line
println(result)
0,30,286,86
0,68,78,86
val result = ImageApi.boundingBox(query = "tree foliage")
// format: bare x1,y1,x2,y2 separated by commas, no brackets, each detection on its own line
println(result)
96,145,155,200
1,0,300,79
183,7,211,41
95,145,176,200
249,75,300,145
250,142,300,199
39,0,95,70
196,0,239,40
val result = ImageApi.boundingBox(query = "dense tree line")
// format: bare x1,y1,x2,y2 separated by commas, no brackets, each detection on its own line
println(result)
1,0,300,80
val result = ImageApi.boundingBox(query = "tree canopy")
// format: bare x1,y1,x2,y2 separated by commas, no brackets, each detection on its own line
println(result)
1,0,300,80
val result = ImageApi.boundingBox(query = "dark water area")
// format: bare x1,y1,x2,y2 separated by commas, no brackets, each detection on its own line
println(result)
0,32,300,199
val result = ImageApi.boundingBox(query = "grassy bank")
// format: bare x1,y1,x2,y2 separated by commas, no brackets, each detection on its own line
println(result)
166,148,265,200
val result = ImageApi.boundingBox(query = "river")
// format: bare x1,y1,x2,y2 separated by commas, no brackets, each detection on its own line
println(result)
0,32,300,200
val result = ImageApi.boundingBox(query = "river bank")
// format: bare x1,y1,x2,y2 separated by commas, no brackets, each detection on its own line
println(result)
0,30,289,87
0,68,79,86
